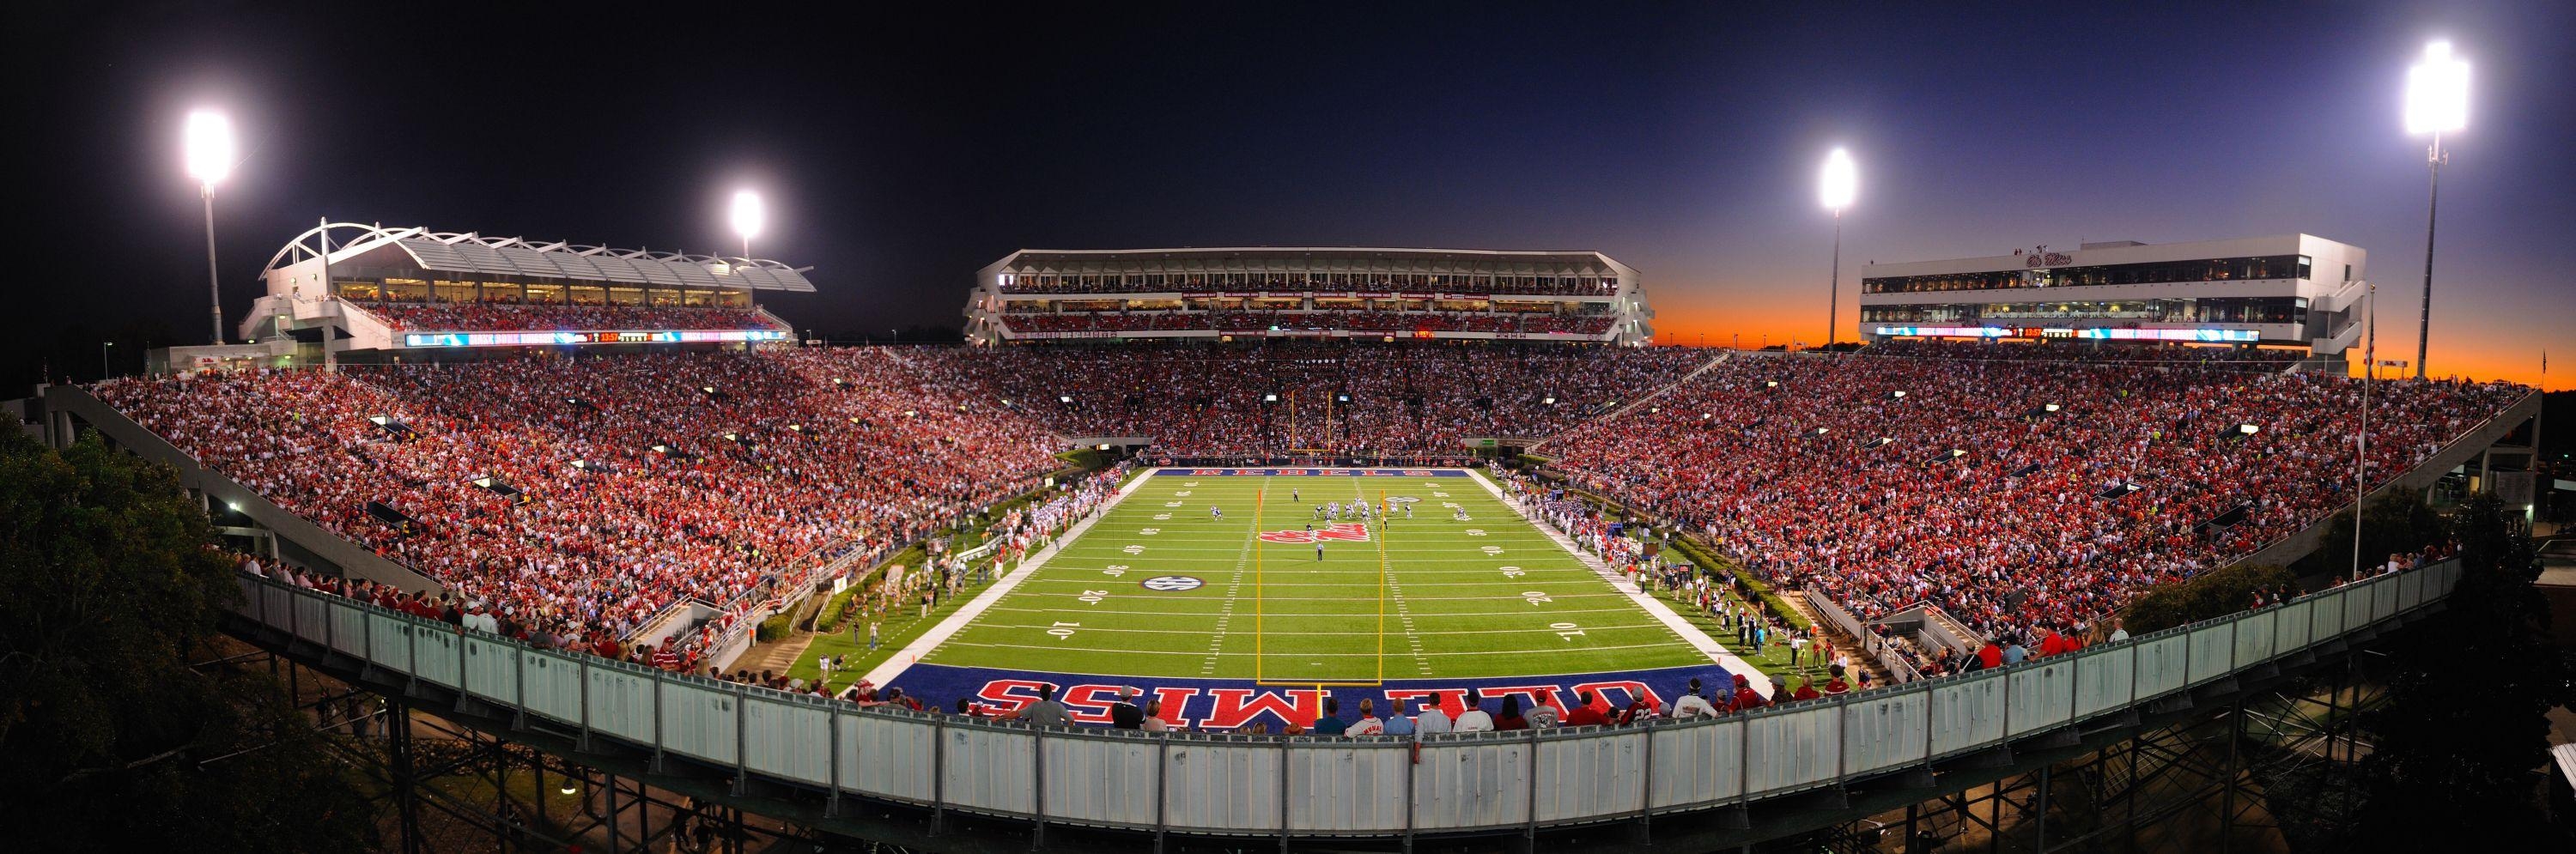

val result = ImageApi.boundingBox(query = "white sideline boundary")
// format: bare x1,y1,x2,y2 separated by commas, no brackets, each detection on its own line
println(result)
1464,469,1774,696
857,466,1164,687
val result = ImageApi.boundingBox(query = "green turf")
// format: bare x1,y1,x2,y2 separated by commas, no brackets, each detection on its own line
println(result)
914,470,1714,682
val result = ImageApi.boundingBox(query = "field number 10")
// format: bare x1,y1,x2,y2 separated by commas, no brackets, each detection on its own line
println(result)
1550,621,1586,640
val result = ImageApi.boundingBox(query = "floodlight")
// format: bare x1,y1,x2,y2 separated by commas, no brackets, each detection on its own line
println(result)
1649,406,1660,414
1819,148,1856,212
183,110,236,188
1058,395,1073,404
1765,380,1779,388
1542,397,1556,405
730,190,765,257
1263,393,1279,403
721,432,740,442
2238,423,2261,436
228,501,243,512
570,459,590,470
2044,403,2062,413
1890,391,1906,399
2404,41,2469,136
903,409,917,417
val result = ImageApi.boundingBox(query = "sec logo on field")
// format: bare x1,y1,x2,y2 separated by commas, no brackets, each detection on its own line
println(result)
1140,576,1205,591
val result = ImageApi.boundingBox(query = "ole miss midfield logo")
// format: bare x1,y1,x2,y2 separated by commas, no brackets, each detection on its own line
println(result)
1259,522,1371,543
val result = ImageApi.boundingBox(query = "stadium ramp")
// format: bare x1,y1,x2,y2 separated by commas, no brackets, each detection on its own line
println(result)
1525,348,1732,452
2232,386,2543,570
40,383,443,594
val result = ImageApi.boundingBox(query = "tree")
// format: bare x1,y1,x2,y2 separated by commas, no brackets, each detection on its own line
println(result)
2119,562,2295,633
2313,487,2443,580
0,431,375,851
2350,492,2573,847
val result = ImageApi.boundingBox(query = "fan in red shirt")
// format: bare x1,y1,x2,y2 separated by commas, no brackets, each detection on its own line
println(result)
1563,692,1610,727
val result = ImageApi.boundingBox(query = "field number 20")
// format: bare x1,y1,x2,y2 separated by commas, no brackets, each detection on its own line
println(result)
1048,621,1080,639
1522,591,1552,606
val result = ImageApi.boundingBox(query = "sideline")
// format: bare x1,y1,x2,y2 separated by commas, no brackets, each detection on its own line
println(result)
1465,468,1774,696
855,466,1165,687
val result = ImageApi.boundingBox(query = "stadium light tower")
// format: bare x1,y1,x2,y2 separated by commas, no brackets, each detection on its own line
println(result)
1819,148,1857,346
730,190,765,259
184,109,237,345
2404,39,2467,380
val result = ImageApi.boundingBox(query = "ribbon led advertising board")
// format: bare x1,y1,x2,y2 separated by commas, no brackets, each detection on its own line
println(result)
400,330,791,348
1873,325,2259,342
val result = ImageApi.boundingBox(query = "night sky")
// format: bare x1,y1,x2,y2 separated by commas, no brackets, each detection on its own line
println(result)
9,1,2569,393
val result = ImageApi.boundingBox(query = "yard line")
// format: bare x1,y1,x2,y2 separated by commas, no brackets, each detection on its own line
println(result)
1199,475,1268,675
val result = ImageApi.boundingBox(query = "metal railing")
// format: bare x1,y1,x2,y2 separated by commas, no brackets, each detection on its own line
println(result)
228,559,2455,839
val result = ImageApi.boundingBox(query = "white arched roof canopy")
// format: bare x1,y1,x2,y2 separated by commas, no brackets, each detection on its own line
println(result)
263,222,817,293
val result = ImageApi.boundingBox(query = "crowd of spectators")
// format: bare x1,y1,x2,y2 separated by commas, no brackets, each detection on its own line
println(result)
98,348,1062,663
1546,343,2525,645
946,341,1710,453
121,336,2523,712
364,302,787,333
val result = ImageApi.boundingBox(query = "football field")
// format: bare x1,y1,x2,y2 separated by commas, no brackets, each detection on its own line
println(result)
910,469,1716,683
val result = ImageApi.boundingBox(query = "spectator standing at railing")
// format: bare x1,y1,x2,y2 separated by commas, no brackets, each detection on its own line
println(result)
1455,690,1493,732
1564,693,1608,726
1312,698,1349,736
1006,685,1072,727
1725,675,1768,712
1672,679,1717,719
1346,700,1384,736
1110,687,1145,730
1528,693,1561,728
1413,700,1453,734
1379,702,1415,736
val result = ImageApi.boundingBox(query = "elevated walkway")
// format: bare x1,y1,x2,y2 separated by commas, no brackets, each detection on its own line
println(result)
218,556,2458,851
